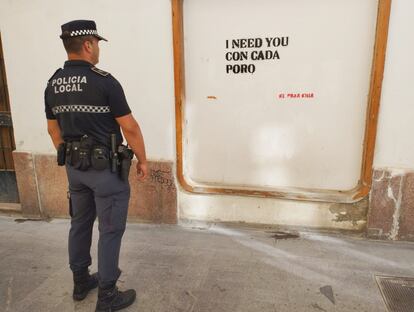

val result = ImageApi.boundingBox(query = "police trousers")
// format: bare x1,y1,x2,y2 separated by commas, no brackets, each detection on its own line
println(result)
66,165,130,287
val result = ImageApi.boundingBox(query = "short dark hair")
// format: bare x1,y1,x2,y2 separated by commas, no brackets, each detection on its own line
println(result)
62,35,95,54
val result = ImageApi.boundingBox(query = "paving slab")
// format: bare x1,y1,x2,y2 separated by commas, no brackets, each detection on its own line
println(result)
0,216,413,312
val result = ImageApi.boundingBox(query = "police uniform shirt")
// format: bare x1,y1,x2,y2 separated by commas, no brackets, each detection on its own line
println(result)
44,60,131,147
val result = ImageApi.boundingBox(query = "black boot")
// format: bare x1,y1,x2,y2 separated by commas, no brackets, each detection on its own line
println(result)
73,269,99,301
95,284,136,312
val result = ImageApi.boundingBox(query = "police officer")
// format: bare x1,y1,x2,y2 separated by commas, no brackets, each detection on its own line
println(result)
45,20,148,311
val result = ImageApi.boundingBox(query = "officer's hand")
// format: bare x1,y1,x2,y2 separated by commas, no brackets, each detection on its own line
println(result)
137,162,148,181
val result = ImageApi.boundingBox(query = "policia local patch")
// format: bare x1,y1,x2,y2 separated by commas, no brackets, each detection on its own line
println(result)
52,75,88,93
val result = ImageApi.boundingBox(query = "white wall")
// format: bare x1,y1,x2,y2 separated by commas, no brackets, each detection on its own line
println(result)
182,0,378,192
178,191,365,230
0,0,175,160
374,0,414,170
179,0,414,229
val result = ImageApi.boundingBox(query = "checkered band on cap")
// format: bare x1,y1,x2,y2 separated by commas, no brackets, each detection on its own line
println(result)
60,20,107,41
52,105,111,115
70,29,98,37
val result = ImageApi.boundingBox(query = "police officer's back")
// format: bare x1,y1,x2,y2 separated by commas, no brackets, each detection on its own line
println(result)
45,20,148,312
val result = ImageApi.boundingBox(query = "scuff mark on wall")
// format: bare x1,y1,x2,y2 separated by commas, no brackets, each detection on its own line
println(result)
329,198,368,226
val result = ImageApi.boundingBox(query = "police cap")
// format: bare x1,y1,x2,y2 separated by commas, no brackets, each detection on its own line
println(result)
60,20,107,42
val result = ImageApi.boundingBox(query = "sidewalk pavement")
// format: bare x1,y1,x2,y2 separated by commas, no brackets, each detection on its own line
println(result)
0,215,413,312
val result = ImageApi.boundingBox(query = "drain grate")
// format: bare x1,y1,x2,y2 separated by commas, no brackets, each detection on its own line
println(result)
376,275,414,312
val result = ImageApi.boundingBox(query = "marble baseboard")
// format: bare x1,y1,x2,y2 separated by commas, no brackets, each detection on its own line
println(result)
13,152,177,223
368,168,414,241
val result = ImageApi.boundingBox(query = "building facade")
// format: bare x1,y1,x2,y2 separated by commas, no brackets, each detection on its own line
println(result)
0,0,413,240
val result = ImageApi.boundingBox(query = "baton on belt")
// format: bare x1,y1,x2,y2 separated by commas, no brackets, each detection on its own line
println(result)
110,134,118,173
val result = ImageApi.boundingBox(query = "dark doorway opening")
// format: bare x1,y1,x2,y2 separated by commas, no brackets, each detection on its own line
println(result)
0,33,19,203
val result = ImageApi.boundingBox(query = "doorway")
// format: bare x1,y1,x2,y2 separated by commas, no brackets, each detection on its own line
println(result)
0,33,19,203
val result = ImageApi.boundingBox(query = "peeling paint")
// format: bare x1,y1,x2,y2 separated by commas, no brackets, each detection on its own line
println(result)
373,170,385,182
387,184,397,202
389,168,407,178
329,198,368,226
368,168,408,241
389,175,404,240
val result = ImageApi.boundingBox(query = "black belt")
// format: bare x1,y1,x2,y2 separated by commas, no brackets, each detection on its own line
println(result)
57,136,110,171
57,135,133,181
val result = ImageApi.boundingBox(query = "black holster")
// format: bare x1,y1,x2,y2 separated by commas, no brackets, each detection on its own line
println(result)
118,145,134,181
57,143,66,166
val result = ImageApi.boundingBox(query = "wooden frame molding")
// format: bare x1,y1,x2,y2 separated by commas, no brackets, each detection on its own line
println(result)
172,0,392,203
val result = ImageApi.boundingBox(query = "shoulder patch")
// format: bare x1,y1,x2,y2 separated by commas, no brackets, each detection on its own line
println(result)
48,68,62,82
91,66,110,77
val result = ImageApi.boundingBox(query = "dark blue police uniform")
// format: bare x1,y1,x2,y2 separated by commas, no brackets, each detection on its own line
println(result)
45,20,137,311
44,58,131,287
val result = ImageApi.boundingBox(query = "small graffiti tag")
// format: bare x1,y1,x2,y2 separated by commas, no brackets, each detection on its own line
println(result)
150,169,175,191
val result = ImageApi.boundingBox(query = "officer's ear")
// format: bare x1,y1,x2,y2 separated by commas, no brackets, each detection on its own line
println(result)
84,40,93,53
